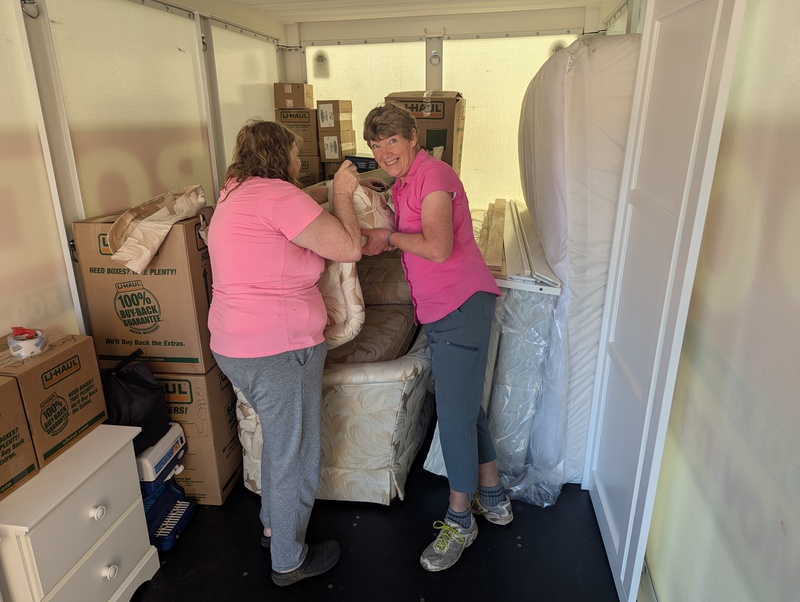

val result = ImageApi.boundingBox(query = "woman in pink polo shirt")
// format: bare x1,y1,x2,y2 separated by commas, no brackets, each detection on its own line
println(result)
361,103,512,573
207,120,362,587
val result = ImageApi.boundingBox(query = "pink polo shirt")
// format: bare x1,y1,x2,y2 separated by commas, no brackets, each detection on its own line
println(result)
392,151,500,323
207,177,325,358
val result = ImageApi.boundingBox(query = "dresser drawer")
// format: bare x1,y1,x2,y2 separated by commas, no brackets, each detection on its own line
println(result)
45,498,151,602
28,443,140,595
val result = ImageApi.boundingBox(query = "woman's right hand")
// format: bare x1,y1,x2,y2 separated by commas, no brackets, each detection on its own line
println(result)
332,160,359,197
293,160,362,263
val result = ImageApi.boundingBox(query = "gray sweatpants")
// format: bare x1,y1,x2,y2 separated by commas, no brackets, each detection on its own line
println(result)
213,342,326,572
423,292,498,494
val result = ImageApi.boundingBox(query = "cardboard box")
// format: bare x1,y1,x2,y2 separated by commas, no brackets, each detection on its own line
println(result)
319,129,357,162
0,376,38,501
345,154,379,173
317,100,353,132
72,215,214,375
300,156,322,179
0,334,107,467
157,364,242,505
298,156,322,187
324,161,343,179
298,172,321,187
273,83,314,109
385,91,466,174
275,108,318,155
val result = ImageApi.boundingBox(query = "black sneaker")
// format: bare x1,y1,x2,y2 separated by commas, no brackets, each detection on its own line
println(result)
271,540,341,587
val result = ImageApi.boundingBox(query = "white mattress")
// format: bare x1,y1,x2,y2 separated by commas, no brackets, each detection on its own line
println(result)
518,34,641,483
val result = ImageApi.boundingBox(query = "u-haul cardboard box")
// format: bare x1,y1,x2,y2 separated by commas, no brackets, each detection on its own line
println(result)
72,215,214,375
385,91,466,174
157,364,242,506
324,161,343,179
299,155,322,187
0,376,38,501
0,334,106,468
275,108,319,155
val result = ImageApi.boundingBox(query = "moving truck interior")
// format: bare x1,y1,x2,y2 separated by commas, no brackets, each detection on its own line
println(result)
2,0,797,600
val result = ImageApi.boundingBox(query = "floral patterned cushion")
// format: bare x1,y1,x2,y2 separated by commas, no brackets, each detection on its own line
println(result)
356,251,411,306
320,184,394,349
326,304,416,365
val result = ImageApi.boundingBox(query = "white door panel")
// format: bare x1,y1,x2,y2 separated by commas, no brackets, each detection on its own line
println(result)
584,0,746,599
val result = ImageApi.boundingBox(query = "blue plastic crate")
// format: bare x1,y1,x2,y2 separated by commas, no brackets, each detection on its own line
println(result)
345,155,379,173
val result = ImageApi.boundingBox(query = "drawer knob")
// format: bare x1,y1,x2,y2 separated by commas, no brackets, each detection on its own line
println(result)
90,505,107,521
102,564,119,580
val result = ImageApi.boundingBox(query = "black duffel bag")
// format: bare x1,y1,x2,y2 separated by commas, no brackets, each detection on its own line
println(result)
100,348,169,456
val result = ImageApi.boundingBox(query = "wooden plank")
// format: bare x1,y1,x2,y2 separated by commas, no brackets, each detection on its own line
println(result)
477,203,493,260
484,198,505,270
504,201,527,278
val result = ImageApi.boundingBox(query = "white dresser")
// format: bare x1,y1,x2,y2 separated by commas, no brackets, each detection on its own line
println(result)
0,425,159,601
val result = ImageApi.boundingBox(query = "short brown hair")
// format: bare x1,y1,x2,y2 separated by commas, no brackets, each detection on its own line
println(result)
363,102,417,144
222,120,301,198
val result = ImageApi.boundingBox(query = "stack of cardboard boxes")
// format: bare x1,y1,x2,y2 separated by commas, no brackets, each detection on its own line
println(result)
0,333,107,501
273,83,322,187
317,99,356,179
71,214,242,505
273,83,360,184
273,87,466,182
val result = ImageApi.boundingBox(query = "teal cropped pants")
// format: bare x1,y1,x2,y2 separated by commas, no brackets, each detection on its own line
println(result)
423,292,498,494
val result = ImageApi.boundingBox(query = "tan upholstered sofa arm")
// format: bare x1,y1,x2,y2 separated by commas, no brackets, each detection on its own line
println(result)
322,331,429,386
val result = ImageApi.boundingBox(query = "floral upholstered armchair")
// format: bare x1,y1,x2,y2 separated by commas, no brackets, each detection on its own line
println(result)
234,183,433,505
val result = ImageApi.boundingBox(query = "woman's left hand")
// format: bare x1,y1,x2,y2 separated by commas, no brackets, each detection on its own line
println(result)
360,177,388,192
361,228,393,256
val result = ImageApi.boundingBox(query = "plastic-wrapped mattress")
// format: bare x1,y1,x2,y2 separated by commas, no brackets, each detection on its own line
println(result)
423,211,561,506
519,34,640,483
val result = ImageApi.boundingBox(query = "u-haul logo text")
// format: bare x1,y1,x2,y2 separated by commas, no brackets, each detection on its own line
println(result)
42,355,81,389
397,100,444,119
98,233,112,256
163,380,192,404
194,221,208,251
278,111,312,123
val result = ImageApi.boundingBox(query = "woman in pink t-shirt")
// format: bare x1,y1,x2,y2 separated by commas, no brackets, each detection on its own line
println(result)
361,103,511,573
208,120,362,586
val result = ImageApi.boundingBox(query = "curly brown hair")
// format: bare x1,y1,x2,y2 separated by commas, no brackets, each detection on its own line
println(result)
221,120,302,201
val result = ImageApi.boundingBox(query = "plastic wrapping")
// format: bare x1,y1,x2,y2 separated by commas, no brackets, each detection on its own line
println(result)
423,287,564,507
489,288,563,506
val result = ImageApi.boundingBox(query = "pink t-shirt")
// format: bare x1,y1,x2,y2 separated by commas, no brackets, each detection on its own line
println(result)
207,177,325,358
392,151,500,323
